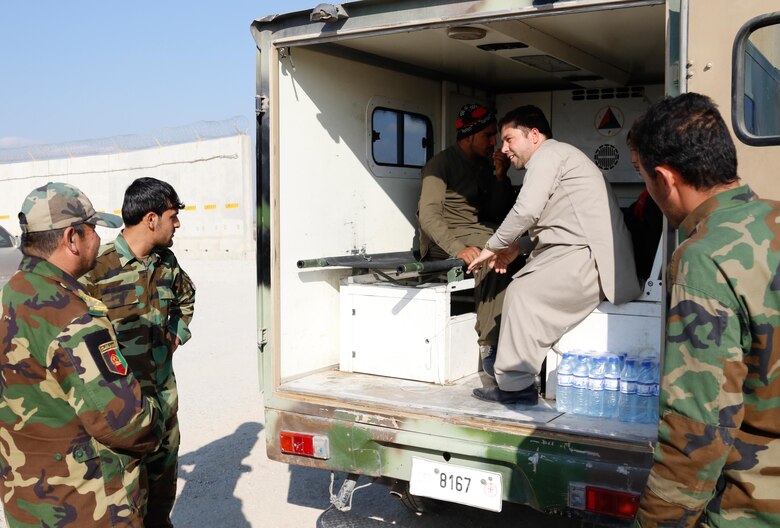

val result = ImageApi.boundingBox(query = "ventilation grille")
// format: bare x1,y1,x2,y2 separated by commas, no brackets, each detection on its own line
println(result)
477,42,528,52
572,86,645,101
594,144,620,171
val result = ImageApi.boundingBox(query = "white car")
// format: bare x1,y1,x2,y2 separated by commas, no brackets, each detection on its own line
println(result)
0,225,21,288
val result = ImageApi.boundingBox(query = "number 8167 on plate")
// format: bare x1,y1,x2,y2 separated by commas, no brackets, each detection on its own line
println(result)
409,457,503,512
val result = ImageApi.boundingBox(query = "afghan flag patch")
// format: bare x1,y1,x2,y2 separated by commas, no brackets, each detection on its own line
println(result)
99,341,128,376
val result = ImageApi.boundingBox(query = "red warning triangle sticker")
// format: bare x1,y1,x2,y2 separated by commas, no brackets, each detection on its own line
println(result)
598,108,622,130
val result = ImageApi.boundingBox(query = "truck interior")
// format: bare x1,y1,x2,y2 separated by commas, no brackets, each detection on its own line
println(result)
272,1,670,443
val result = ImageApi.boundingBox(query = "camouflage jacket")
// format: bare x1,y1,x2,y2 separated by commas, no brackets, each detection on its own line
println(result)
0,256,164,527
81,235,195,401
635,186,780,527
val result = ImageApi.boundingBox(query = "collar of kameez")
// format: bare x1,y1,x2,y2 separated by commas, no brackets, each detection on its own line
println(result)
524,138,556,171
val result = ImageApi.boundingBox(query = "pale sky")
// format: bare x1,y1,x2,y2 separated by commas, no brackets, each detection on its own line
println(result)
0,1,318,148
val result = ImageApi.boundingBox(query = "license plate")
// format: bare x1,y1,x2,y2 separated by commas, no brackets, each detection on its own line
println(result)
409,457,503,512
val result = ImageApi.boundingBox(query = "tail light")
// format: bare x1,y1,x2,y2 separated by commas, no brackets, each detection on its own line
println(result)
279,431,330,459
570,482,640,519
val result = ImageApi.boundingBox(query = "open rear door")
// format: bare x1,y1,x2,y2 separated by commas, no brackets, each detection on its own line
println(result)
686,1,780,199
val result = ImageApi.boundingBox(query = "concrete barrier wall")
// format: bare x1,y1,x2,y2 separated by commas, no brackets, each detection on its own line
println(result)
0,134,255,259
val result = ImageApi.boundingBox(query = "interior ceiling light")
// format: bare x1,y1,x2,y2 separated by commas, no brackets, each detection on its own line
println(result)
512,54,579,73
447,26,487,40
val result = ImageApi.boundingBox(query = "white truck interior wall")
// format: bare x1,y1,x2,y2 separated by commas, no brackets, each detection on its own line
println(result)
496,86,664,205
0,135,254,258
278,47,440,380
496,92,553,188
551,84,664,206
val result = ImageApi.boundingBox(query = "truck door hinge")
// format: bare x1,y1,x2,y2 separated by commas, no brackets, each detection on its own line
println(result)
279,46,295,70
255,95,269,116
258,327,268,352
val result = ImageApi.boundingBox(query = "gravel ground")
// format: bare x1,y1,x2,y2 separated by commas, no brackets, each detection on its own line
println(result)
1,255,582,527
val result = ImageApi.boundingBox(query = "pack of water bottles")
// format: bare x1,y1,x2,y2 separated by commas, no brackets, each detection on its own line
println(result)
556,349,659,423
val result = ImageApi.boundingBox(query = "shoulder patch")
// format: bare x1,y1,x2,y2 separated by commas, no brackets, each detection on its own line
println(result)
98,340,128,376
82,329,129,380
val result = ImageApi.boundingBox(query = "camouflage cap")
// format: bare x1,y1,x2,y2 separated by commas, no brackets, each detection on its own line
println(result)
18,182,123,234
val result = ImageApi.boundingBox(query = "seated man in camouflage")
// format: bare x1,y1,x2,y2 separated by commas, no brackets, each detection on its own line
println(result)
0,182,164,527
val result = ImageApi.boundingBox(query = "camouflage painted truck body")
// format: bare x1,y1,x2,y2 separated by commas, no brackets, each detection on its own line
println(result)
251,0,780,523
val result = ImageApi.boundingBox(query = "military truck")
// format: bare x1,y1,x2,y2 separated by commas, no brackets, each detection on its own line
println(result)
251,1,780,524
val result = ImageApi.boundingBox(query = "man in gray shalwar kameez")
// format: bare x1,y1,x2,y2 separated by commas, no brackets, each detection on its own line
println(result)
468,105,641,404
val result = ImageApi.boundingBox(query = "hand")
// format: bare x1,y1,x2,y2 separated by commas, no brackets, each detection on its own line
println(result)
493,151,509,180
456,246,482,265
168,331,182,354
491,243,521,274
467,247,496,274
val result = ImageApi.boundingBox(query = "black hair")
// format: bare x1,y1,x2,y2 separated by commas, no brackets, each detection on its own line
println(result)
21,224,86,258
630,93,738,189
498,105,553,139
122,177,185,226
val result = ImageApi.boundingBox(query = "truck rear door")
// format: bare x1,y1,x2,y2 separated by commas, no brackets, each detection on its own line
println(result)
686,0,780,197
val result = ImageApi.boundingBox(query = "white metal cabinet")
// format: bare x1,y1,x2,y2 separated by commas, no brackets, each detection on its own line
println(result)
339,278,479,384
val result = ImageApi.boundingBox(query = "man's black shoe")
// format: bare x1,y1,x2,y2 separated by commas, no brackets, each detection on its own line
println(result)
472,385,538,405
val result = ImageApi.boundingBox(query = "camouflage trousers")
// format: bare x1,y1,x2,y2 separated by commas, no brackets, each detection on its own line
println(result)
143,410,180,528
140,377,180,528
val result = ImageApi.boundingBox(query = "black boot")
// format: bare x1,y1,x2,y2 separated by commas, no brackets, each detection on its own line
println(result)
472,384,538,405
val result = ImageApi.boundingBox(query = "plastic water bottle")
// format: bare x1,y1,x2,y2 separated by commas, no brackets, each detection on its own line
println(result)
618,351,627,373
636,359,659,424
587,355,606,417
603,354,621,419
572,354,590,416
556,352,576,413
618,357,639,422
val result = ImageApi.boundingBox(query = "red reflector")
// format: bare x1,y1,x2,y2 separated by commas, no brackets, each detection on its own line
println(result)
585,486,640,519
280,431,315,457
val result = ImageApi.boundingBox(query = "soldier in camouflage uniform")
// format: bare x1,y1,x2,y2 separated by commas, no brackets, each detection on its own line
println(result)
0,182,165,527
81,177,195,528
630,93,780,527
